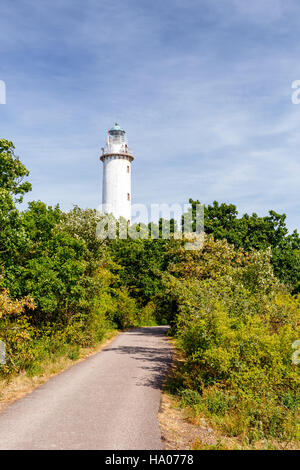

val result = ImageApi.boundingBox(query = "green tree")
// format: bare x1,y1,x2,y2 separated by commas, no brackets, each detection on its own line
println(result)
0,140,31,202
187,199,300,292
0,140,32,278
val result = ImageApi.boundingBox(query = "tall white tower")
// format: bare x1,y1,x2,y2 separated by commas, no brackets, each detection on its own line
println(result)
100,123,134,224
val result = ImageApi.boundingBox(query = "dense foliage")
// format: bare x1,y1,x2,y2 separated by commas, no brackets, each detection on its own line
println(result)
0,140,145,376
188,199,300,294
163,237,300,445
0,139,299,447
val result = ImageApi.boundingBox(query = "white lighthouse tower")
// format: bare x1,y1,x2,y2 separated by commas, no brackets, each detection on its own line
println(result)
100,123,134,224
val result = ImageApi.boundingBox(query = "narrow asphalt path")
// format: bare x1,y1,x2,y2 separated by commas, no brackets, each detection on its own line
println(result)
0,326,172,450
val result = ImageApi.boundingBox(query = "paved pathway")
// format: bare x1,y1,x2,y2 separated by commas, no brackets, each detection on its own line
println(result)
0,326,172,449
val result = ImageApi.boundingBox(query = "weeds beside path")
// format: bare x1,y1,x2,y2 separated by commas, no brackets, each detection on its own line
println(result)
158,339,299,451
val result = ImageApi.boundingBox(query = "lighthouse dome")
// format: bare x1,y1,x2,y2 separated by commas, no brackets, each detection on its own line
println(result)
109,122,125,134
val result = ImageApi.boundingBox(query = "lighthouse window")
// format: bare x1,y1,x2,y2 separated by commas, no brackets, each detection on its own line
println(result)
127,165,130,173
127,193,130,201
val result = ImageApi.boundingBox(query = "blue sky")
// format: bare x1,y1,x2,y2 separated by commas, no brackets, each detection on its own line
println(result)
0,0,299,230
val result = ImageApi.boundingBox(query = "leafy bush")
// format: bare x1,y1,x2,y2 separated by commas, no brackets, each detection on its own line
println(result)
0,287,35,375
164,235,300,443
139,301,158,326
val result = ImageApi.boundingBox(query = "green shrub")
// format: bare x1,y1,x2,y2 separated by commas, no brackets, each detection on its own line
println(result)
139,302,157,326
112,289,138,329
25,362,44,377
180,389,202,407
165,235,300,443
203,388,236,416
0,288,36,376
67,344,80,361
